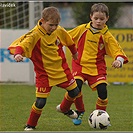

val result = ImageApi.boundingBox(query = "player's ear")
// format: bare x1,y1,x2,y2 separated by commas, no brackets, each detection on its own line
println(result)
40,18,46,24
105,16,109,22
90,14,92,20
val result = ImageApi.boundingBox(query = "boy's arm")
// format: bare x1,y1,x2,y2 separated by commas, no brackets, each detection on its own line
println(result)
14,46,24,62
68,44,78,60
105,32,128,64
112,56,124,68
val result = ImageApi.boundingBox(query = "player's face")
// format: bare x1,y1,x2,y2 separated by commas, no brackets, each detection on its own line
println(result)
90,12,109,29
41,19,59,34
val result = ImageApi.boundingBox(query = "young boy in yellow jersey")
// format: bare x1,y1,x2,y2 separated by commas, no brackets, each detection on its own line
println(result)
68,3,128,125
8,7,80,131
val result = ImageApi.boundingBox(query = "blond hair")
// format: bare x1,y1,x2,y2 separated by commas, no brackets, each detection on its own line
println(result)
41,6,61,23
90,3,109,17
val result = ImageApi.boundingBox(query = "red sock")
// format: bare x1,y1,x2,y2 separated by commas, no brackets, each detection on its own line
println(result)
26,103,42,127
96,105,106,111
60,92,75,113
96,97,108,111
74,92,85,112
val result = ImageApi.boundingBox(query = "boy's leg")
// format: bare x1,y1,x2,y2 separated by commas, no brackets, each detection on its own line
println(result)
72,79,85,125
56,80,80,119
96,83,108,111
88,75,108,111
74,79,85,112
24,87,52,131
57,86,79,119
24,98,46,130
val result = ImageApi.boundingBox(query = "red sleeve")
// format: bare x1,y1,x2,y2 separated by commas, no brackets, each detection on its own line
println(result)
14,46,24,55
68,44,77,55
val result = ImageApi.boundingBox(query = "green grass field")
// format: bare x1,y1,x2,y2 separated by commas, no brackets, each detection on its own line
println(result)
0,84,132,131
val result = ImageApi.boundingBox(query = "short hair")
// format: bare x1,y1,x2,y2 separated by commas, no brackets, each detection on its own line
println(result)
90,3,109,17
41,6,61,23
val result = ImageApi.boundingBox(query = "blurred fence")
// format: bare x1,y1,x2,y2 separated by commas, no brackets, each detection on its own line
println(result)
0,2,133,29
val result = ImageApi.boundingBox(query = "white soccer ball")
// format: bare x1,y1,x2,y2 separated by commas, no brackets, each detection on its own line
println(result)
88,109,111,129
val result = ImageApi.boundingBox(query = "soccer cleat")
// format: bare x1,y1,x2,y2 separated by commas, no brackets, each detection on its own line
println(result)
72,111,84,125
56,104,78,119
24,125,36,131
64,110,78,119
56,104,62,113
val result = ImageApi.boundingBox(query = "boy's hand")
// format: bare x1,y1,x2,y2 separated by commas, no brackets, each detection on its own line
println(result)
112,60,122,68
72,52,78,60
14,54,23,62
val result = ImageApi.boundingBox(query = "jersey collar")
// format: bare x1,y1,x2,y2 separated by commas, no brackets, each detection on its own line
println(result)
37,20,47,35
86,22,108,34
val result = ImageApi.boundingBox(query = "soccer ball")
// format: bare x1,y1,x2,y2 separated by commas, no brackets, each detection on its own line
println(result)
88,109,110,129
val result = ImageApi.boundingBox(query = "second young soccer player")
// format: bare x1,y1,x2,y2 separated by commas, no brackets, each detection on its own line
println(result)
68,3,128,125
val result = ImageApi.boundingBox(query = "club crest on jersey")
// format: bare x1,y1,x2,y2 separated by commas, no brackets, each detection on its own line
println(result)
98,35,105,50
99,43,104,50
55,38,60,46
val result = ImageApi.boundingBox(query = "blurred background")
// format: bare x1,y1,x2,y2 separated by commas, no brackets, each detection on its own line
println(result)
0,2,133,29
0,1,133,85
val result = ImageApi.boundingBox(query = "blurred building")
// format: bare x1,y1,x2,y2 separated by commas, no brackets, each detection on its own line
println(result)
114,3,133,28
59,7,76,28
57,2,133,28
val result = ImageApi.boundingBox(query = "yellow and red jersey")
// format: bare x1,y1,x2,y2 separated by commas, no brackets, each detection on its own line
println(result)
68,22,128,76
8,20,77,87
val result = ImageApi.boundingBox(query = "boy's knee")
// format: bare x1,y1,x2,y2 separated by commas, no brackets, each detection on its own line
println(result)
35,98,47,109
68,87,80,98
97,83,107,99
